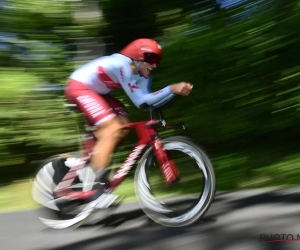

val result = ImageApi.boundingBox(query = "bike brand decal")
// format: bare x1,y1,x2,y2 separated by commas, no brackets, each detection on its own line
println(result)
113,144,146,179
162,162,174,183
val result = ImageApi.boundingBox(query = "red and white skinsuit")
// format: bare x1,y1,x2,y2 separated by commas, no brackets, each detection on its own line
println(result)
65,53,175,126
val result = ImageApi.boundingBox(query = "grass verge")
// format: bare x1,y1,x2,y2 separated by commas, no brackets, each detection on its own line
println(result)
1,147,300,213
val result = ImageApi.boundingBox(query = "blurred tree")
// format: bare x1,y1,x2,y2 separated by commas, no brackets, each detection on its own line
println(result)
98,0,221,53
0,0,102,182
1,0,300,189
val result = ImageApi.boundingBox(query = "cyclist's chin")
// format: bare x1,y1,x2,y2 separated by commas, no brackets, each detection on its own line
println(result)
141,70,151,78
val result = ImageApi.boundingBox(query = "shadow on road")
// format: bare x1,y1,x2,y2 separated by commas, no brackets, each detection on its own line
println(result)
45,216,217,250
230,190,300,208
42,188,300,250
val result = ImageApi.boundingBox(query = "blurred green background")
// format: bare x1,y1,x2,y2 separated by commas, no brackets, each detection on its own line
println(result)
1,0,300,211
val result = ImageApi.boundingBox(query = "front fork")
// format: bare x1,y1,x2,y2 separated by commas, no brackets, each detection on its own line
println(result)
151,135,180,185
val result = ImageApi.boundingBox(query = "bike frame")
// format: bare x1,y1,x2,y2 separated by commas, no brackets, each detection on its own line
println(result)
108,119,180,188
54,117,180,199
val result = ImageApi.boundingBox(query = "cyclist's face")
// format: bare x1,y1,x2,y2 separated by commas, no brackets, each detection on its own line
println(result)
140,62,156,78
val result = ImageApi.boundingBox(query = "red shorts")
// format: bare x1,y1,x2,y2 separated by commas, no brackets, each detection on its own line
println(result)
65,79,128,126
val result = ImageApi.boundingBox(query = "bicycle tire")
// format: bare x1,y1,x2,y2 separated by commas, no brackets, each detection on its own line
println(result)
31,154,95,229
134,136,216,227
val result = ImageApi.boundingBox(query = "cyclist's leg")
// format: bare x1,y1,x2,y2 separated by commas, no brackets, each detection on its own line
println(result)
65,80,129,175
101,94,131,138
91,95,130,172
62,80,131,205
91,117,124,172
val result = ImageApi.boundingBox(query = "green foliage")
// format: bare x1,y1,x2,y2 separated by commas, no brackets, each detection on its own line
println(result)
149,0,300,146
1,0,300,195
99,0,300,190
0,0,100,183
0,69,80,171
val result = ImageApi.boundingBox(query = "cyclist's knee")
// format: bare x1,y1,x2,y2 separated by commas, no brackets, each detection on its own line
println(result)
93,116,123,141
118,115,131,137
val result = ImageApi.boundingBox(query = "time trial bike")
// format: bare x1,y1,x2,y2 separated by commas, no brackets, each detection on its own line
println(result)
32,96,216,229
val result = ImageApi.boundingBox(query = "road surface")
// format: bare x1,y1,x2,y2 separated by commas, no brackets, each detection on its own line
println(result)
1,188,300,250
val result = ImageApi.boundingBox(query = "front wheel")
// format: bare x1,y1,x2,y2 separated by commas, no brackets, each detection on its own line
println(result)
134,136,216,227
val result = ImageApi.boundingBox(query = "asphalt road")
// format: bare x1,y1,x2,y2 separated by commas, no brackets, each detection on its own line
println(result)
1,188,300,250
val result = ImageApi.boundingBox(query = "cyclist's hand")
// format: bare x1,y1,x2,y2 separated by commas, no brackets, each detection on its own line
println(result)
170,82,193,96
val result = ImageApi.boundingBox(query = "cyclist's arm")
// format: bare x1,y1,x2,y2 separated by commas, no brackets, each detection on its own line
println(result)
138,76,175,107
117,66,175,108
152,92,177,107
129,81,175,108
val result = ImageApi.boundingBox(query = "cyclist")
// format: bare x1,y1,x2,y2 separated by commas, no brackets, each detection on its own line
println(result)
64,38,193,202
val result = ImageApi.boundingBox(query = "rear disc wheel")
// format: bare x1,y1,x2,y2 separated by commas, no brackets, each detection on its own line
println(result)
32,155,94,228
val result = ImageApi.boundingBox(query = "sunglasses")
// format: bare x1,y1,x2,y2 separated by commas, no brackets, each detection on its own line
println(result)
144,53,161,65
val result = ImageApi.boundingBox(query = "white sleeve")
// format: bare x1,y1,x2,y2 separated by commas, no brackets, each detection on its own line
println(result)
138,76,175,107
116,66,175,108
152,92,177,107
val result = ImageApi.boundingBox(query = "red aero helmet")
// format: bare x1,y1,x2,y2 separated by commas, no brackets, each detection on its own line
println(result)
120,38,162,65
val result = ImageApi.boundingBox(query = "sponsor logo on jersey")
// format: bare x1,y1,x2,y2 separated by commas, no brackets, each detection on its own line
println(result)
77,95,105,118
98,66,121,89
152,90,163,95
120,67,124,82
128,82,139,93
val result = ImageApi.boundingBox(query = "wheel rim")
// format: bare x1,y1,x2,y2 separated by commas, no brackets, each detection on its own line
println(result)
136,141,214,226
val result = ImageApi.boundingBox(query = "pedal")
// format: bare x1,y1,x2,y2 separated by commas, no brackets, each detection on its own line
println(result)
92,193,120,209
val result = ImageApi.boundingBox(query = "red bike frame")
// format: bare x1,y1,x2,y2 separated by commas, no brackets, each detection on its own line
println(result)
54,118,180,199
109,119,180,188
